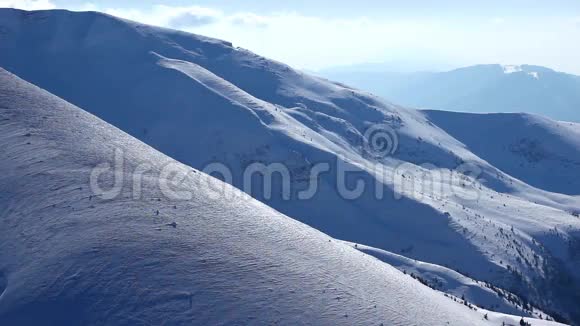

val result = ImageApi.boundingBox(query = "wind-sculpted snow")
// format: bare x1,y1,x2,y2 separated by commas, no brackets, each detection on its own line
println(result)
0,67,520,325
1,8,580,324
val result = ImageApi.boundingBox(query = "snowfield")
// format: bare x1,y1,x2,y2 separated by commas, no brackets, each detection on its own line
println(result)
0,8,579,325
1,67,562,325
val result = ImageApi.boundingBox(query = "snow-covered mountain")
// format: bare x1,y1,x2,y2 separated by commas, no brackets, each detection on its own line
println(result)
318,64,580,122
1,65,558,326
0,67,483,325
1,8,580,324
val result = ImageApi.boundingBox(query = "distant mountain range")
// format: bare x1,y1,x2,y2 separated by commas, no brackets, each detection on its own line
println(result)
319,64,580,122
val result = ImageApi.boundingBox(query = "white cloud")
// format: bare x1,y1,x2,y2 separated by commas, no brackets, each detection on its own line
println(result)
490,17,506,25
229,13,270,28
77,2,98,11
95,5,224,28
96,5,269,29
0,0,55,10
163,6,222,28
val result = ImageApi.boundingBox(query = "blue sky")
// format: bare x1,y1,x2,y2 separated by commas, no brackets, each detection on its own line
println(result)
3,0,580,73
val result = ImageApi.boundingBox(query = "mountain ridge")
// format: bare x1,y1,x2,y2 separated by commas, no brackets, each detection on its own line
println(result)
2,66,527,325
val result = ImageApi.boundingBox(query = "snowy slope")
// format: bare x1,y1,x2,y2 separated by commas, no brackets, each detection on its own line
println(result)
424,110,580,195
1,8,580,323
0,67,531,325
343,241,553,319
